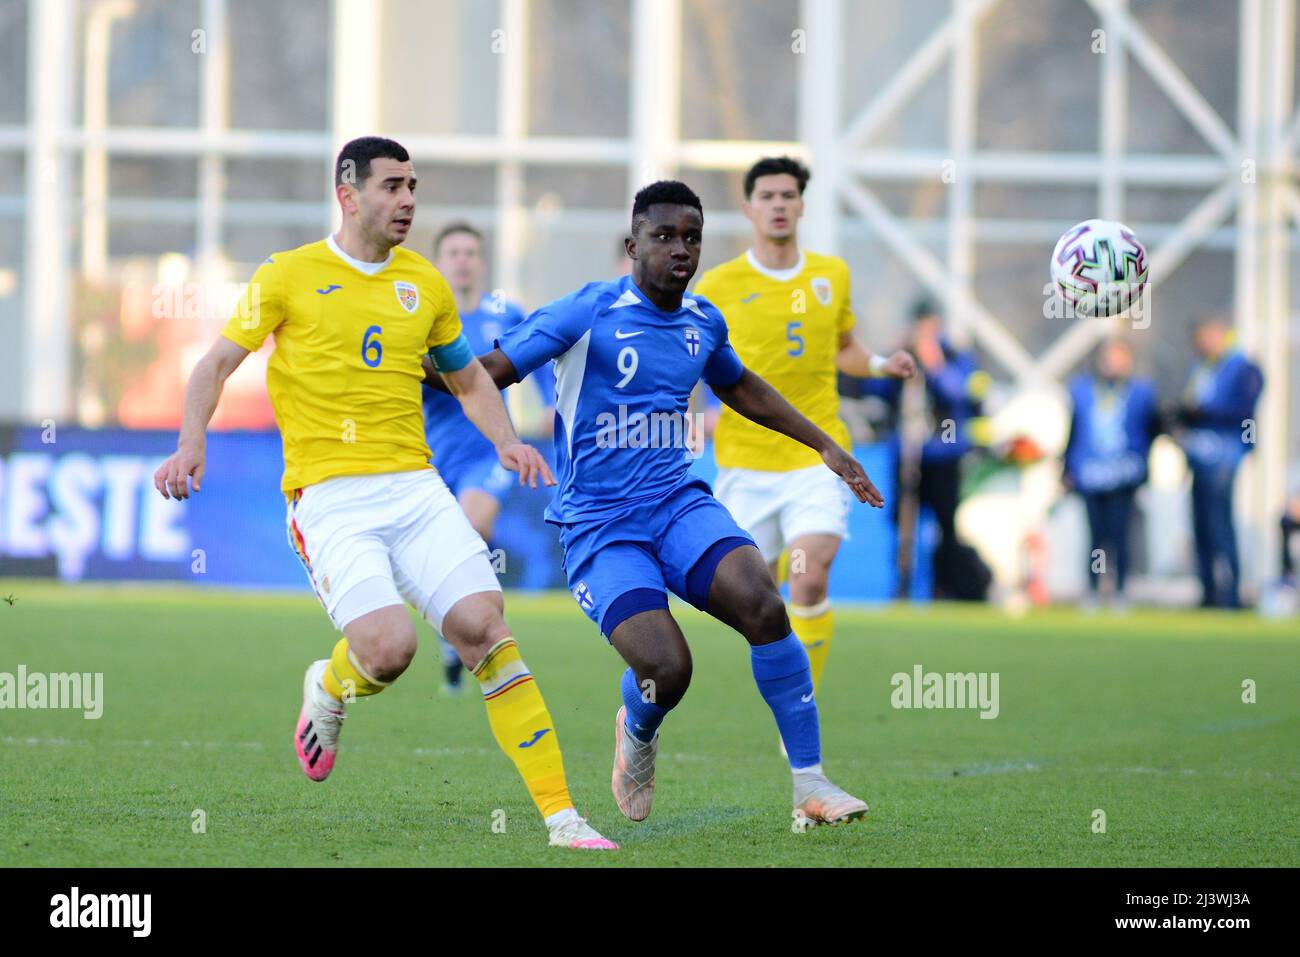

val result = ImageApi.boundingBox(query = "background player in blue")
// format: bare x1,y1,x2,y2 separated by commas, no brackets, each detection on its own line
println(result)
424,222,555,691
425,181,885,830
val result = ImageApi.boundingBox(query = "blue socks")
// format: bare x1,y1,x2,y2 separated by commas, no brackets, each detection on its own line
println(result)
751,633,821,768
620,667,670,743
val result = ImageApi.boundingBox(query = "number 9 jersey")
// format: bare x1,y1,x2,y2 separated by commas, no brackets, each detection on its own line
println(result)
221,236,462,495
693,250,855,471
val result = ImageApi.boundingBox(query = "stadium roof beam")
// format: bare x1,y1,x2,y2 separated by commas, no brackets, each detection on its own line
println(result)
839,0,1001,151
841,151,1229,184
839,175,1038,384
1084,0,1239,159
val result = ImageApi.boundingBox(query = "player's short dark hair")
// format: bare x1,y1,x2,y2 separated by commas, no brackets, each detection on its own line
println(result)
631,180,703,233
334,136,410,188
743,156,811,198
434,221,484,258
911,298,941,322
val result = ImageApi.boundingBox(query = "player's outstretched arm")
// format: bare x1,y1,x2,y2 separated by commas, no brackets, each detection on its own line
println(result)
153,336,250,500
835,332,917,379
423,347,520,394
713,368,884,507
442,357,554,489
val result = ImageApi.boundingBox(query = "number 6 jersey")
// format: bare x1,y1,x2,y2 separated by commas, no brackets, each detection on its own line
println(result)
221,235,462,493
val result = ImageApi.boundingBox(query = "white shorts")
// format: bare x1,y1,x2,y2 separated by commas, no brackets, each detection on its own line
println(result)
285,469,500,632
713,464,851,563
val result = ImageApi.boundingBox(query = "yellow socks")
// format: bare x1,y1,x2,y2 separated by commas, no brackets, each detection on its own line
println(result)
473,637,573,819
321,637,390,702
789,601,833,694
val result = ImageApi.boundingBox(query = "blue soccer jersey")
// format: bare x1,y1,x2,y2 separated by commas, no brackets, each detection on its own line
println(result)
496,275,745,524
422,293,555,491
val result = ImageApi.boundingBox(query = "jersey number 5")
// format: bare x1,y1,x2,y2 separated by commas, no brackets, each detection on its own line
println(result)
615,346,639,388
362,325,383,367
786,321,804,357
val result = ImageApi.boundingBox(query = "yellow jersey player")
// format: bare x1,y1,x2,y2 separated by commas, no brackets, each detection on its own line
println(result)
152,136,616,851
694,156,915,713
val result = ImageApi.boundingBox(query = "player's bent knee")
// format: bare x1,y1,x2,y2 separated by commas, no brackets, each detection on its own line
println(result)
641,652,693,709
345,608,418,682
789,572,830,607
441,590,510,662
746,587,792,644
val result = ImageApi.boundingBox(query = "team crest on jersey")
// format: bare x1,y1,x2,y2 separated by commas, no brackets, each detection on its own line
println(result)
811,277,832,306
684,328,701,357
394,281,419,313
573,581,595,610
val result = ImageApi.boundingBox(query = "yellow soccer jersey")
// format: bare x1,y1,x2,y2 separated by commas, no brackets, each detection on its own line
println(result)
221,236,462,493
694,250,855,471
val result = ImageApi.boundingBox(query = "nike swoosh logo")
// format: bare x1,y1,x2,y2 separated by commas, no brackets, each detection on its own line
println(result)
740,293,760,303
316,284,343,295
614,329,645,339
801,693,814,703
517,728,552,748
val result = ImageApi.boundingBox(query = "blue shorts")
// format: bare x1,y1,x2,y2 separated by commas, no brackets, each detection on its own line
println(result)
558,479,757,640
437,451,515,503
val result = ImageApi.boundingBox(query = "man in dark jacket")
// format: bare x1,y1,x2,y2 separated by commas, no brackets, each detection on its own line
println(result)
1172,316,1264,609
855,301,992,600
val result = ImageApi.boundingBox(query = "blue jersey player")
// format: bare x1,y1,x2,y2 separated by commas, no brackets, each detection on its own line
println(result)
423,222,555,691
424,182,882,829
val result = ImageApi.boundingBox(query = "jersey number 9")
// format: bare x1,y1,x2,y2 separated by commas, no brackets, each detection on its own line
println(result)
615,346,639,388
362,325,383,367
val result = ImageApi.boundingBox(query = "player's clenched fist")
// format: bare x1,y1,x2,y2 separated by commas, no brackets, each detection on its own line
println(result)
154,442,205,500
882,349,917,380
498,442,556,489
821,445,884,508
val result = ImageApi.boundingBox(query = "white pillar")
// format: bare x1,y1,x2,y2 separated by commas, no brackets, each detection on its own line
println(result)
81,0,136,282
24,0,75,421
198,0,229,276
1099,0,1127,221
629,0,681,197
797,0,842,254
494,0,528,300
945,0,978,350
330,0,383,230
1251,0,1294,588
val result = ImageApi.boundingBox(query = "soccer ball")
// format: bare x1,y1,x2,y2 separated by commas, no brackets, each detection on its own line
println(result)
1050,218,1148,318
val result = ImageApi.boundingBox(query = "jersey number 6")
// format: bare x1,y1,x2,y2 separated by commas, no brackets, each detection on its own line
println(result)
615,345,639,388
362,325,383,367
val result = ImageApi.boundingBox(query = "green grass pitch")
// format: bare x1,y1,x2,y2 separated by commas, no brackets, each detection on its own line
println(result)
2,580,1297,867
